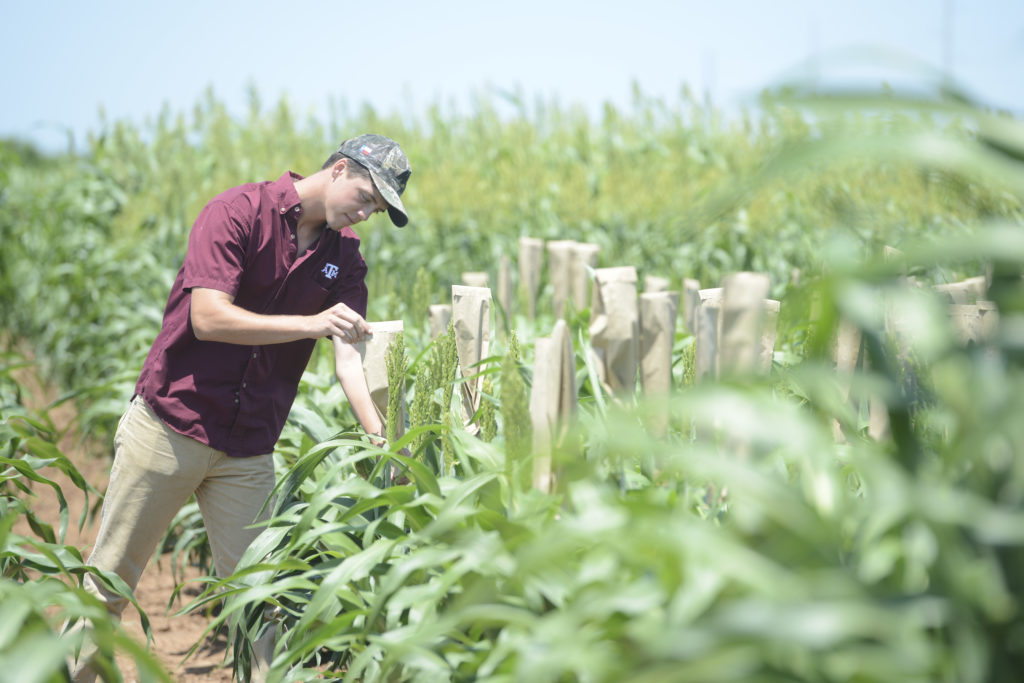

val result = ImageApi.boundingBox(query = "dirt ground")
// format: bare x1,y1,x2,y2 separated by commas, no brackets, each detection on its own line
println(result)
11,360,235,683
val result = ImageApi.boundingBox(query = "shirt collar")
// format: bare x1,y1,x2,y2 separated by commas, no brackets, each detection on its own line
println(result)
273,171,304,214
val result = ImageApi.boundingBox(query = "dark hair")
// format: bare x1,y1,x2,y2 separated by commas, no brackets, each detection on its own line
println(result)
321,153,372,180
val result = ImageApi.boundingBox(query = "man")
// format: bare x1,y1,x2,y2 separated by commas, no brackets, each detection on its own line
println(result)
70,133,411,682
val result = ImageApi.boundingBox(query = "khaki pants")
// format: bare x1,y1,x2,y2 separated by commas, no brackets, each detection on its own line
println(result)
71,396,276,682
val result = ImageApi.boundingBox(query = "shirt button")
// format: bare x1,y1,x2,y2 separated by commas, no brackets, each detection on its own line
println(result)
234,398,239,404
294,206,300,213
280,207,287,214
242,382,247,388
252,352,257,358
290,233,296,240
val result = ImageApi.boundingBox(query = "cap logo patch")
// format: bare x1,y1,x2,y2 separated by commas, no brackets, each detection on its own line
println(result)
359,145,373,156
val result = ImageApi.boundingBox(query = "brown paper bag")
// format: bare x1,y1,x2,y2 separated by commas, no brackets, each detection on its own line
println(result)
831,317,862,442
694,287,724,380
357,320,406,437
518,237,544,320
833,318,861,375
682,278,701,335
949,304,983,345
530,319,576,493
884,245,905,269
462,271,490,288
873,251,908,444
452,285,492,429
644,275,671,293
979,300,999,340
640,291,679,394
694,299,720,382
547,240,576,319
428,304,452,339
759,299,781,374
569,242,601,312
699,287,723,304
868,387,890,441
588,266,639,395
935,275,987,304
640,291,679,435
497,254,513,321
718,273,771,376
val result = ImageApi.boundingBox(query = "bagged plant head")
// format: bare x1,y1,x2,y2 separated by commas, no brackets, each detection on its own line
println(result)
357,320,406,427
462,271,490,288
531,336,559,493
682,278,701,335
719,272,771,376
428,304,452,339
694,298,721,382
530,319,576,492
884,245,906,273
569,242,601,312
588,266,639,395
699,287,723,304
759,299,781,374
949,304,984,346
694,287,724,380
644,275,671,293
883,280,926,374
979,300,999,340
867,353,890,441
497,254,513,322
831,315,862,443
547,240,576,319
518,237,544,320
640,291,679,394
640,291,679,435
832,316,862,374
935,275,987,304
551,318,577,421
452,285,492,429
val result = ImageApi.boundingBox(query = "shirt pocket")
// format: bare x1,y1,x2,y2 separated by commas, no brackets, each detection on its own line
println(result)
280,256,338,316
311,257,344,292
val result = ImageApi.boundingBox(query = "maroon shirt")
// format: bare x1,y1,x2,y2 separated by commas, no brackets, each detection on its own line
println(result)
136,172,368,457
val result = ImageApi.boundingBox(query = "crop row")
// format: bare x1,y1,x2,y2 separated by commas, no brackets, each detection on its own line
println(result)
2,86,1024,680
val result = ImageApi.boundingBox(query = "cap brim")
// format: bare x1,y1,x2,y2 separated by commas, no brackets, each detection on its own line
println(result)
370,170,409,228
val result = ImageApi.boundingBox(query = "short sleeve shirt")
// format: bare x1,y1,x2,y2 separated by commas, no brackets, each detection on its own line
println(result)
135,172,368,457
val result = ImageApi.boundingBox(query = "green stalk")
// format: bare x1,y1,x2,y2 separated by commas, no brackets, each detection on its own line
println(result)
500,351,531,491
478,376,497,442
384,331,406,446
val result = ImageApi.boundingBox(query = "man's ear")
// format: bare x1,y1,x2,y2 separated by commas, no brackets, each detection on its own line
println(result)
331,157,348,180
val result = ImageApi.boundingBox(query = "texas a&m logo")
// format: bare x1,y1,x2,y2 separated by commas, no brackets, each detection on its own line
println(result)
321,263,339,280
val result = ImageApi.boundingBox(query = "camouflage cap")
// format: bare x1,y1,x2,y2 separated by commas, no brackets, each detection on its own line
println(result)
337,133,411,227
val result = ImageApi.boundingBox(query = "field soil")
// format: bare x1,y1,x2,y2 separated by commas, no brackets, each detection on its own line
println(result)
11,358,234,683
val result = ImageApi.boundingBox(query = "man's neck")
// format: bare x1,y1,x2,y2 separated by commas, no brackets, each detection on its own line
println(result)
292,171,327,242
293,171,329,253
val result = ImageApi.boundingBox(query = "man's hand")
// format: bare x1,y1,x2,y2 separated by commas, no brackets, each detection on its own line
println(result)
310,302,371,343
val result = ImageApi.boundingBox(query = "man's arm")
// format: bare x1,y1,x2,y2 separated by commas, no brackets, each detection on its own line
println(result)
190,287,371,345
332,336,384,440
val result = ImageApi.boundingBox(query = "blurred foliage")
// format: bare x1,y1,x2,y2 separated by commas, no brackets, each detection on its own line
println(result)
1,347,171,682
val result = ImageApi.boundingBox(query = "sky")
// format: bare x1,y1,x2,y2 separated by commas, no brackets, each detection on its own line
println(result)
2,0,1023,154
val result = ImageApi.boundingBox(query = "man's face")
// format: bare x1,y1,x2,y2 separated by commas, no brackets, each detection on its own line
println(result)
324,159,388,230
